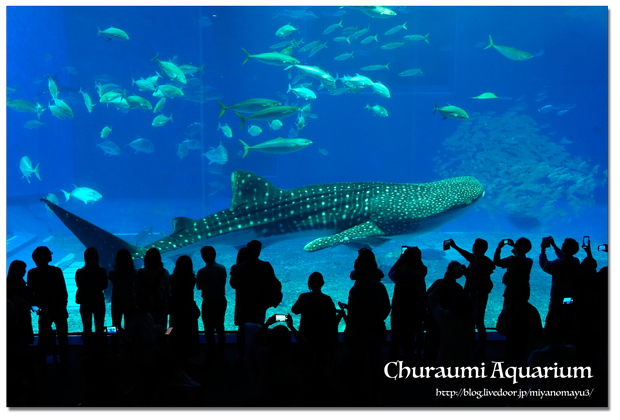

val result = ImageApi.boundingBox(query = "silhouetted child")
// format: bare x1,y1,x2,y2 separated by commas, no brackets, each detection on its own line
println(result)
197,246,227,361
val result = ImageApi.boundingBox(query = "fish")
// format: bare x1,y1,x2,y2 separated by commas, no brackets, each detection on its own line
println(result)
135,225,153,246
99,91,123,104
61,186,103,204
248,125,263,137
178,64,205,75
151,52,186,84
319,148,328,155
361,34,378,44
203,142,228,165
215,98,281,117
484,35,533,61
126,95,153,110
19,156,41,183
556,110,569,116
269,120,283,131
44,193,58,215
64,66,79,75
384,21,407,36
79,87,95,112
333,36,351,44
242,48,300,66
239,137,312,157
350,24,371,40
534,95,547,102
153,97,166,113
235,106,300,129
271,39,296,49
101,125,112,138
287,83,316,100
8,99,45,119
381,41,405,50
371,81,390,98
298,40,322,52
41,170,485,269
127,138,155,153
352,6,397,19
308,42,328,57
24,120,45,129
283,64,335,85
197,16,212,28
93,74,115,83
97,26,129,40
184,122,203,137
360,63,389,71
153,84,184,98
471,92,499,99
276,23,298,38
53,98,74,118
365,104,388,117
45,74,59,100
176,143,189,159
97,140,121,156
399,67,423,76
404,33,429,44
538,105,552,113
181,138,202,150
334,51,355,61
49,101,66,120
434,103,469,120
218,121,233,138
152,113,173,127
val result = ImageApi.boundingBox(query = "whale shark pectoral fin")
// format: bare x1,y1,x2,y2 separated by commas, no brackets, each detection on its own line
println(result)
303,220,387,252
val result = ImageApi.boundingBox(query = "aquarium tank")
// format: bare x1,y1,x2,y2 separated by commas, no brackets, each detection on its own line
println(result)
6,6,608,335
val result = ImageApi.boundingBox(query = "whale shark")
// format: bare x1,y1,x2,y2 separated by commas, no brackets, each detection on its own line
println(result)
41,170,484,269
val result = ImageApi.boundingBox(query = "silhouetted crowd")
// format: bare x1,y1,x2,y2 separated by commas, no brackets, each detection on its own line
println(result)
6,236,607,407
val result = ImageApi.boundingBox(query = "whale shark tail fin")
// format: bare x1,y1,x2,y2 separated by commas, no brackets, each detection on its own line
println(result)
40,197,145,270
229,170,283,212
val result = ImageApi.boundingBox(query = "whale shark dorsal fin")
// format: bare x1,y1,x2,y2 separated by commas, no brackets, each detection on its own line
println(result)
171,217,196,235
229,170,282,211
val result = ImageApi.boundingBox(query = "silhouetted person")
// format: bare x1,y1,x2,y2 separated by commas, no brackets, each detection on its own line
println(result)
108,249,137,330
291,272,337,371
134,248,170,328
28,246,69,365
539,237,580,325
7,260,34,348
76,248,108,338
230,240,282,361
427,261,474,367
388,246,427,364
197,246,227,361
349,247,385,281
494,237,533,304
496,284,542,367
449,238,495,360
169,255,200,360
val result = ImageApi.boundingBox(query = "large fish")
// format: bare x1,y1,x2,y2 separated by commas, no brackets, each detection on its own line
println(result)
41,170,484,270
484,35,533,61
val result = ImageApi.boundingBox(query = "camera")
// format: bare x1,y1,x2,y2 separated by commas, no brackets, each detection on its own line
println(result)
562,297,573,305
598,244,608,252
503,239,514,246
443,239,452,251
275,314,287,322
105,326,118,334
401,245,408,255
583,236,590,247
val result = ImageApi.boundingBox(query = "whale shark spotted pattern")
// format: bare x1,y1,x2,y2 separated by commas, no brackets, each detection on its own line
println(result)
41,170,484,268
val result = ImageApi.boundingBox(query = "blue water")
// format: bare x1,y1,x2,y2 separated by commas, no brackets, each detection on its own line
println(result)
6,6,608,333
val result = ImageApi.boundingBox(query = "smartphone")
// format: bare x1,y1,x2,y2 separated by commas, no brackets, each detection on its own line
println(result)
165,327,173,336
598,244,608,252
443,239,452,251
583,236,590,247
105,326,118,334
275,314,287,322
503,239,514,246
338,301,347,309
563,297,573,305
543,236,552,245
401,245,408,255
